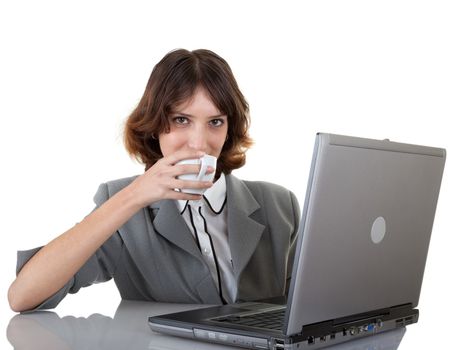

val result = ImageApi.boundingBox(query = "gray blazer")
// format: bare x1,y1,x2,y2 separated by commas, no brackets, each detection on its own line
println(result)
17,174,300,310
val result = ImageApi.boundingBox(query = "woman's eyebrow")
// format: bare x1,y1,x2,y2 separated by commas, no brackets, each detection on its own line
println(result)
171,112,227,119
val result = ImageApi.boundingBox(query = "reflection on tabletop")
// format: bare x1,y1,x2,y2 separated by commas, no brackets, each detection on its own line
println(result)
7,300,406,350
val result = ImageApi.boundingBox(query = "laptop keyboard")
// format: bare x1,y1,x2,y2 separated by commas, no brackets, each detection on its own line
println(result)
212,308,285,330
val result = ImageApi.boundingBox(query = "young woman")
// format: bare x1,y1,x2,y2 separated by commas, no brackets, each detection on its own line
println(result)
8,49,300,312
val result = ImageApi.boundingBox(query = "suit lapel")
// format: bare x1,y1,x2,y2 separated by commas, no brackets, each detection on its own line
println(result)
226,174,266,281
149,199,202,260
148,175,266,292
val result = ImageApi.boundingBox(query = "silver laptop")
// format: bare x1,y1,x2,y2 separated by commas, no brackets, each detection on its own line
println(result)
149,133,446,349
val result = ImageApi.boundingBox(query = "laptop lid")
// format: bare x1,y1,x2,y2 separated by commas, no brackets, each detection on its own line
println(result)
284,133,446,335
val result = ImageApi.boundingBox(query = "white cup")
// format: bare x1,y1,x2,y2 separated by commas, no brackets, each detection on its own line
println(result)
176,154,217,194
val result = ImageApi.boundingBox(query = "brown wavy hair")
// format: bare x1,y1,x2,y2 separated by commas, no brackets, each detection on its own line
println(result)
124,49,253,175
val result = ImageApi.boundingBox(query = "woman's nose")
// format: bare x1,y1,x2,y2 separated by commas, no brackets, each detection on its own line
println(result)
187,127,208,152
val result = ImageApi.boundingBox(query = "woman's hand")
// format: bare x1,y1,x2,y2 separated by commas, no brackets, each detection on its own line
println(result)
128,150,215,207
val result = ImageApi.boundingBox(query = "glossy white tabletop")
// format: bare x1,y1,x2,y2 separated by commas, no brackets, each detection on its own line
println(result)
6,299,409,350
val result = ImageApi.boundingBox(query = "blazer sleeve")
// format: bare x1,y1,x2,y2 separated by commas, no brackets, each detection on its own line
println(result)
15,183,123,311
285,190,300,294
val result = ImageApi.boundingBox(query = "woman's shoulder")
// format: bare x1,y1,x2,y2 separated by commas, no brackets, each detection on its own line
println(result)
105,175,140,191
229,174,300,222
93,175,140,205
228,174,296,202
241,178,292,197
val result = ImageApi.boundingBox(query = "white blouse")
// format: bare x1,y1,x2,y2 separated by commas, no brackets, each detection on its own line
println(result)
176,175,237,303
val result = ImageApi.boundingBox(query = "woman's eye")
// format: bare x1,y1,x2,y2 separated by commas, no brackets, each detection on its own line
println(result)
173,116,189,125
209,119,224,127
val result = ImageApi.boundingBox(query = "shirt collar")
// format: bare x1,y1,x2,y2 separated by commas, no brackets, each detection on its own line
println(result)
177,174,227,214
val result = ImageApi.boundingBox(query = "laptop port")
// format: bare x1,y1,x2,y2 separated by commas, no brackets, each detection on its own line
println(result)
319,336,327,342
405,316,414,325
330,333,336,340
307,336,315,344
364,323,375,332
274,339,284,349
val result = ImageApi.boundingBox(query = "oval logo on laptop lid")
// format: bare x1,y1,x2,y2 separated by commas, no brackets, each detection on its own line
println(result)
371,216,386,244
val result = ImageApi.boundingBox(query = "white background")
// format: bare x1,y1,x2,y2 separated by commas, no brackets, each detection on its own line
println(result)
1,1,457,349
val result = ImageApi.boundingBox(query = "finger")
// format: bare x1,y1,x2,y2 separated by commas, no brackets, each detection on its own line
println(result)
172,179,214,190
171,164,202,176
168,191,204,201
205,166,215,175
171,164,215,177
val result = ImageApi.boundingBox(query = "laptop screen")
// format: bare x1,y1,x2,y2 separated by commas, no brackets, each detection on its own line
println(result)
285,133,445,335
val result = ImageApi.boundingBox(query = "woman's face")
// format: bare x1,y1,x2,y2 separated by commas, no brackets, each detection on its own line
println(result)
159,87,228,159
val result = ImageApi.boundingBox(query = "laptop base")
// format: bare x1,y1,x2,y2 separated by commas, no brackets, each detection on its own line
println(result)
149,303,417,350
